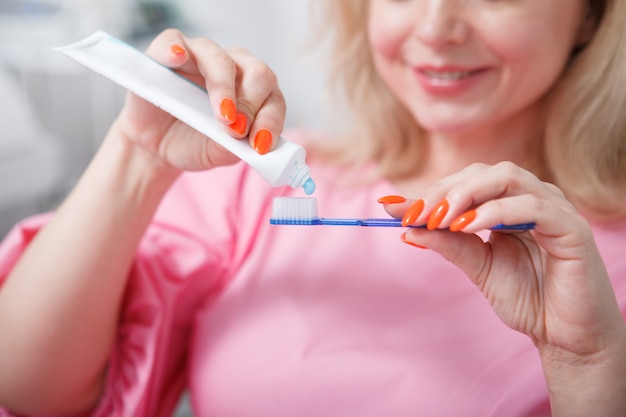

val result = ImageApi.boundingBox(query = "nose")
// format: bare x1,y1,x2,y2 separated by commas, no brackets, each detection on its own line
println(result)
414,0,470,48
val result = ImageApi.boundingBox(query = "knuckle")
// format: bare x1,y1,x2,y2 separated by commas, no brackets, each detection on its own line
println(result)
227,46,253,56
189,38,232,65
161,28,183,39
191,36,219,49
270,90,287,112
247,62,278,90
543,181,567,199
209,50,237,72
573,213,594,239
494,160,523,178
256,113,284,132
466,162,489,173
524,193,546,212
425,180,450,198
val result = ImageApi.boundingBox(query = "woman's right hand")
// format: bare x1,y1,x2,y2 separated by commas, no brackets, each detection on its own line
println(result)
0,29,287,416
114,28,286,173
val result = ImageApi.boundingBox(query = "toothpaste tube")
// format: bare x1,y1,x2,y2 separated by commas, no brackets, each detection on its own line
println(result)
54,31,316,194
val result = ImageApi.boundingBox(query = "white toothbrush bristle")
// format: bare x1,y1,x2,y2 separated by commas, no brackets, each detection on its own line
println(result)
271,197,318,223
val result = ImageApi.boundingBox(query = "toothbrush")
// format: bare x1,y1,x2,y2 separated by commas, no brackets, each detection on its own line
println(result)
269,197,536,231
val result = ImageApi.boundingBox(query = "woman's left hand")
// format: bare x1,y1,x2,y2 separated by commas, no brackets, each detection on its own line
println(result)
383,161,626,369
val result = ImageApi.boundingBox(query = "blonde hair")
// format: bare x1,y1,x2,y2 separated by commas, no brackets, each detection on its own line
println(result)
311,0,626,220
546,0,626,219
308,0,425,181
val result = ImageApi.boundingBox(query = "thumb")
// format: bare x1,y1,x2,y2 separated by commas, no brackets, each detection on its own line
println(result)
403,228,490,286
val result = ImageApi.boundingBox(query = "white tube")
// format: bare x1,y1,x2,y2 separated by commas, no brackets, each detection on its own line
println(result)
53,31,316,194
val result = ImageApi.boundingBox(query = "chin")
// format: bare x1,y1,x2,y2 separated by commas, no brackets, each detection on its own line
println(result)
410,102,494,135
416,117,481,135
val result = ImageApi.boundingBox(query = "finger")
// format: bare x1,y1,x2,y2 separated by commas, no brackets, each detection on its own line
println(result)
144,30,239,129
183,37,240,127
448,192,602,293
145,28,193,71
221,47,283,142
402,228,491,285
158,119,241,171
410,163,489,225
418,162,567,229
143,31,284,152
247,85,286,154
448,193,568,234
378,196,416,219
453,194,594,262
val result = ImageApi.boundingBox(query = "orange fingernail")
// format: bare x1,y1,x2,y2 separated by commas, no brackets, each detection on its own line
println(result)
220,98,237,123
449,210,477,232
229,112,247,135
377,195,407,204
254,129,272,155
401,199,425,226
401,232,428,249
427,199,449,230
170,44,186,56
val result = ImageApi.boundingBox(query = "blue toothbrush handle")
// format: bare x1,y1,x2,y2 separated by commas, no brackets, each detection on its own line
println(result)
320,218,402,226
356,218,535,230
269,217,536,230
489,222,536,231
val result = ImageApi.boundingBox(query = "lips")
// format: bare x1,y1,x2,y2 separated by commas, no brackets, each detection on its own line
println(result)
419,68,482,81
413,65,490,95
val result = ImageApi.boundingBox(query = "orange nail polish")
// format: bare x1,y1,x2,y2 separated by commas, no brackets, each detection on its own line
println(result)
377,195,407,204
427,199,449,230
401,232,428,249
401,199,425,226
170,44,186,56
449,210,477,232
254,129,272,155
220,98,237,123
229,112,247,135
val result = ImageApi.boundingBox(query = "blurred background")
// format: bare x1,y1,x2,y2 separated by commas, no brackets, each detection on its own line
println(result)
0,0,327,240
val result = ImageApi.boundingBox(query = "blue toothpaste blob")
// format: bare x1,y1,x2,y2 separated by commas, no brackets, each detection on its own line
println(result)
303,178,316,195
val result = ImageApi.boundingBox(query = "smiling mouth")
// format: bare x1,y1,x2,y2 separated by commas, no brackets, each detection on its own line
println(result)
419,69,485,81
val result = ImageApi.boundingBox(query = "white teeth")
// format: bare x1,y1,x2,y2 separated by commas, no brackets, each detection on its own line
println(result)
422,70,474,80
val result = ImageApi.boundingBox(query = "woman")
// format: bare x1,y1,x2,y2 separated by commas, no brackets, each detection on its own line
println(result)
0,0,625,416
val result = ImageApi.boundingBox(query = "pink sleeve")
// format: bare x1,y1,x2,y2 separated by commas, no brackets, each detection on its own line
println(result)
0,215,228,417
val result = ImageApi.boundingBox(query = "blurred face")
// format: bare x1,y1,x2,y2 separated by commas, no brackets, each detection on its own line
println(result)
367,0,589,134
